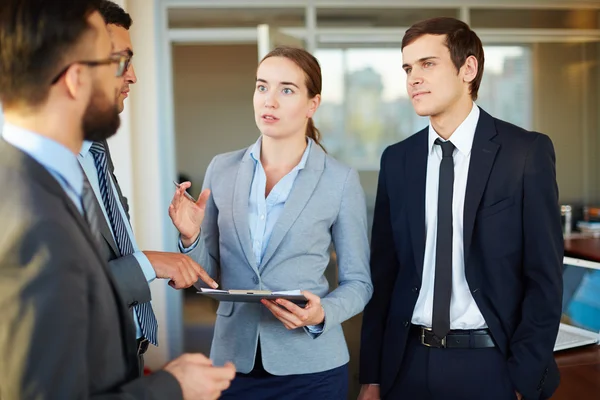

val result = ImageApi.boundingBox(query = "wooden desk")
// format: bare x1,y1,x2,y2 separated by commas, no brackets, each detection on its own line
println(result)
564,237,600,263
553,345,600,399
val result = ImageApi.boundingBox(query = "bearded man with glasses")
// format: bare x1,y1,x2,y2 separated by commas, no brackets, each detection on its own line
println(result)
0,1,235,399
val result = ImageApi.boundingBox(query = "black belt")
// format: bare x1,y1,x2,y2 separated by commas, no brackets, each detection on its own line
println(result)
411,324,496,349
137,338,149,355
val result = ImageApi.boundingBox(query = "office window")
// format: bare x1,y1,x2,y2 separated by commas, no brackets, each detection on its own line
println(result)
315,45,532,170
477,46,533,130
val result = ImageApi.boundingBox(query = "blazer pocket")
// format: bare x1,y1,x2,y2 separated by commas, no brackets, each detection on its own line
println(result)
478,196,515,219
216,301,234,317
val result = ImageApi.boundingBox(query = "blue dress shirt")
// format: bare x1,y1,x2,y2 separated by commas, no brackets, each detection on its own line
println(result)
2,123,83,213
79,140,156,339
248,137,311,266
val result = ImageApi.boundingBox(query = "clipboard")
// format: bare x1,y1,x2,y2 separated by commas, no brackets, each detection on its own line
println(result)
197,288,308,305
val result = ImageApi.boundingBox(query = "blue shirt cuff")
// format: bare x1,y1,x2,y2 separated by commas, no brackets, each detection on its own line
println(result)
133,251,156,283
306,323,324,334
178,235,200,254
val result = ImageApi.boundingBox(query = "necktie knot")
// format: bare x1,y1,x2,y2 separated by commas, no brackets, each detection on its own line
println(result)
435,138,455,158
89,141,106,157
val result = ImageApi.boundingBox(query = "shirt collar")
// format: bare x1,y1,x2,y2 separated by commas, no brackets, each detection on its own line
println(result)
428,102,480,156
79,140,93,158
2,122,83,196
250,136,313,171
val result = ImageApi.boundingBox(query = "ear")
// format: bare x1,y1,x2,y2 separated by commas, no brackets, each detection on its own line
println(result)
63,64,87,100
462,55,478,84
306,94,321,118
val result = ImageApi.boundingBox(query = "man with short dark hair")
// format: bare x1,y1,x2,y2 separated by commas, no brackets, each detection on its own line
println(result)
79,0,218,370
0,1,235,398
359,17,563,400
97,0,135,113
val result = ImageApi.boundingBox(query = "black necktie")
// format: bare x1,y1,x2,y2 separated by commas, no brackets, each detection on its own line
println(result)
432,138,455,340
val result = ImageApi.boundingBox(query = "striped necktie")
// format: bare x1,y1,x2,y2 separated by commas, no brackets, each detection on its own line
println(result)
89,141,158,346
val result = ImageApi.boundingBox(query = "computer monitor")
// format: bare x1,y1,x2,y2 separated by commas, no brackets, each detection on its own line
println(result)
555,257,600,352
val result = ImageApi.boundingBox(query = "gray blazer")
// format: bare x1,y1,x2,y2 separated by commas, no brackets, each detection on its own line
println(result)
187,141,373,375
0,141,181,399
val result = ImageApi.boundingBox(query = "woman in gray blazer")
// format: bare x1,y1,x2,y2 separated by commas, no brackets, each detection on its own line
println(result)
169,46,373,399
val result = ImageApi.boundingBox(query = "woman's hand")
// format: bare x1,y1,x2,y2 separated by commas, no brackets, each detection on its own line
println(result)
168,181,210,247
261,291,325,330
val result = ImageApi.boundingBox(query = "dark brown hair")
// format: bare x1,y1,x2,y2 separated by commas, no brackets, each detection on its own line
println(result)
0,0,100,107
98,0,132,29
402,17,485,100
259,46,325,151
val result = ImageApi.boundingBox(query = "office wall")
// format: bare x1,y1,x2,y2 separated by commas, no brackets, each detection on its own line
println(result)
533,42,600,205
172,44,260,197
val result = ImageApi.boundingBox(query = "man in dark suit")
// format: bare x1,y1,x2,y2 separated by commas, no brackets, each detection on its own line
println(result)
0,1,235,398
79,0,217,365
359,17,563,400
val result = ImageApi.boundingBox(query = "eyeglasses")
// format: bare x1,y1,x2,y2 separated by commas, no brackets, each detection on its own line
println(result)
50,53,132,85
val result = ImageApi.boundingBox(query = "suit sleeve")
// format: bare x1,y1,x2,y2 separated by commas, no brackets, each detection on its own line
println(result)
359,147,401,384
316,168,373,336
507,134,563,400
185,157,221,284
107,255,152,307
0,221,183,400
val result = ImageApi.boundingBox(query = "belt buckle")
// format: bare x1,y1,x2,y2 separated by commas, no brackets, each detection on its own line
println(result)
420,327,447,348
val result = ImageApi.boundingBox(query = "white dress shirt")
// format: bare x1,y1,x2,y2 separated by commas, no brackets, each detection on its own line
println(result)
411,102,487,330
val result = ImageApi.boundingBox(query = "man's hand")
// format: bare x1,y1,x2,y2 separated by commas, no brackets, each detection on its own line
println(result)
516,392,523,400
261,291,325,330
358,384,380,400
143,251,217,289
163,353,236,400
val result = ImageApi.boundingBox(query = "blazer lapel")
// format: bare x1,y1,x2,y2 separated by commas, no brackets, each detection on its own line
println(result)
406,129,428,279
232,148,260,274
259,144,325,271
85,174,120,257
463,109,500,266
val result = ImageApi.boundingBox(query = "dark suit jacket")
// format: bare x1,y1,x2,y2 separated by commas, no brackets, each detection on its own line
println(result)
92,140,151,309
0,141,181,399
359,109,564,400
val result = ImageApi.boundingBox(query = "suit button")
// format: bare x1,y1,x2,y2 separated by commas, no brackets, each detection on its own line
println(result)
404,321,409,327
253,276,259,284
412,287,419,293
